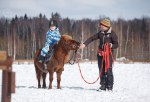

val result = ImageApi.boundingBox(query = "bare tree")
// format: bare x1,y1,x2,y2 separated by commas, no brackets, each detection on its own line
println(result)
124,25,129,56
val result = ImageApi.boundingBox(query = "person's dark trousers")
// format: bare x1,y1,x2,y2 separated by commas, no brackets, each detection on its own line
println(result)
97,54,114,90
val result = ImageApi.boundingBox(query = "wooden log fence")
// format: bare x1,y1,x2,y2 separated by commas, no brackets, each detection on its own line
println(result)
0,51,15,102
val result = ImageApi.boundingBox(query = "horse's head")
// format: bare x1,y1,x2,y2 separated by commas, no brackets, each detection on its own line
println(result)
59,34,80,50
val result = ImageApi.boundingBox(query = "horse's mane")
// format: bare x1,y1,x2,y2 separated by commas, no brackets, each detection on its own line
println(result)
60,34,72,41
56,34,73,63
57,34,73,48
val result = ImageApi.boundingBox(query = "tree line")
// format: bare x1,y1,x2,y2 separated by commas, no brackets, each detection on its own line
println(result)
0,13,150,61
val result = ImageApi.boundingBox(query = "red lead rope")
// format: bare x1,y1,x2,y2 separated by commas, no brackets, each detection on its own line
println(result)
98,43,111,73
77,57,101,84
76,43,114,84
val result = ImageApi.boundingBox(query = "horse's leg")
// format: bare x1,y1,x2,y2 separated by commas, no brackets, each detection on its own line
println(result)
37,71,42,88
42,73,47,88
34,64,41,88
49,72,54,89
56,71,62,89
37,69,42,88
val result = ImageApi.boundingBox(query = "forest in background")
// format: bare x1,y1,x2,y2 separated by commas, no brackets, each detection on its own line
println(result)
0,12,150,61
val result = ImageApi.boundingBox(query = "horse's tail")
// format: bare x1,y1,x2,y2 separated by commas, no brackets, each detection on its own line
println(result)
34,49,40,79
34,49,48,80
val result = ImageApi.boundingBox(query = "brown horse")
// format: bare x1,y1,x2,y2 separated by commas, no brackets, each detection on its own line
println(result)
34,34,80,89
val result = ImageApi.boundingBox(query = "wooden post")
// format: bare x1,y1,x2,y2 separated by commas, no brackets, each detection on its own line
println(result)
0,51,15,102
0,51,7,70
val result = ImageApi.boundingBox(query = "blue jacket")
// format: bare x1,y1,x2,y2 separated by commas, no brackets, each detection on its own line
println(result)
40,28,61,56
45,28,61,46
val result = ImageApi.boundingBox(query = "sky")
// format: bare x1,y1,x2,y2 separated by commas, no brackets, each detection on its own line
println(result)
0,0,150,20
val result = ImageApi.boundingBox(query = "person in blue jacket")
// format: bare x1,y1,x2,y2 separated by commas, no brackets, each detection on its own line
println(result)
38,19,61,63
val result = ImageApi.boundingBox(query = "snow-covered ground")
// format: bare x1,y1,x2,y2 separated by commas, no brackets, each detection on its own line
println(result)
1,62,150,102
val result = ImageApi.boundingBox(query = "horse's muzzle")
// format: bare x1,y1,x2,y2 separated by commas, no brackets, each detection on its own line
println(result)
72,41,80,50
76,42,80,49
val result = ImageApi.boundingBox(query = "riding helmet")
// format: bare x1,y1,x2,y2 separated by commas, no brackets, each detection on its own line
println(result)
49,19,58,28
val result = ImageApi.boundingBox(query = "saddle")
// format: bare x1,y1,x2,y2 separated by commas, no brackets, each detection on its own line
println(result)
45,43,56,63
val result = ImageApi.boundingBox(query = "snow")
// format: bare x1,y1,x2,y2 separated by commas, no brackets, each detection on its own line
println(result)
1,62,150,102
116,57,129,61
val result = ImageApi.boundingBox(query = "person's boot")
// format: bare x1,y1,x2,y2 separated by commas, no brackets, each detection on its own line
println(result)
100,85,106,90
106,85,113,91
38,55,45,63
97,85,106,91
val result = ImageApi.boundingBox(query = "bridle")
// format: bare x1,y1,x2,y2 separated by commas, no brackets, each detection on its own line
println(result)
60,39,80,65
67,50,78,65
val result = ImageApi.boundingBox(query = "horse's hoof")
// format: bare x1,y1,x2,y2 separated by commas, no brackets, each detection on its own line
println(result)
38,85,41,88
57,87,61,89
42,84,47,88
49,87,52,89
42,86,47,89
